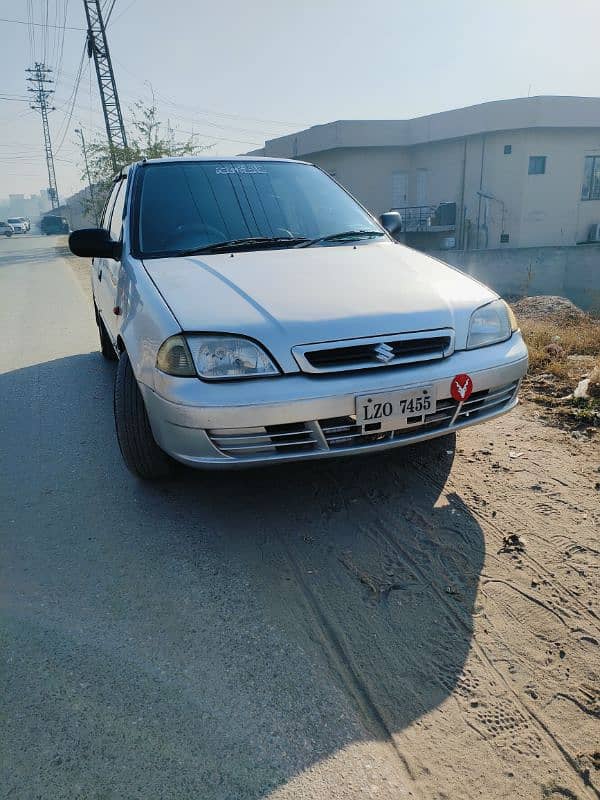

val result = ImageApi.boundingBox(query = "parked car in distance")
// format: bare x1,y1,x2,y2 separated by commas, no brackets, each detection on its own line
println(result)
69,156,528,480
13,216,31,231
7,217,27,233
0,221,14,237
40,215,69,235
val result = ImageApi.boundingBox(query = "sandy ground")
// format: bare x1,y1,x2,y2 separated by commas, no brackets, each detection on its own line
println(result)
1,236,598,800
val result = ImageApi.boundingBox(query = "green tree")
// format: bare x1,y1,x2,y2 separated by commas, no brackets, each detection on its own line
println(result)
78,101,211,223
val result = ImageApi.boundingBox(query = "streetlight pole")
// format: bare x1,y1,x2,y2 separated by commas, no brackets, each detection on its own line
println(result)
75,127,99,226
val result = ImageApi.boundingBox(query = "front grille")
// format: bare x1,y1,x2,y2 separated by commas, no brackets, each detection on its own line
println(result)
455,381,519,422
292,330,454,374
207,422,319,458
319,397,457,449
207,381,519,461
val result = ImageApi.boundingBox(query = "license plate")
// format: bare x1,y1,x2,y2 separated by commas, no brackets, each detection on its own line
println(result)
356,386,435,432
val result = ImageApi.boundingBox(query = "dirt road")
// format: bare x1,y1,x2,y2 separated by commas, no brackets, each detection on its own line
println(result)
1,236,598,799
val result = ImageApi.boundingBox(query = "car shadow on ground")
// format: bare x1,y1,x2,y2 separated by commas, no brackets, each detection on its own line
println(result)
2,352,485,799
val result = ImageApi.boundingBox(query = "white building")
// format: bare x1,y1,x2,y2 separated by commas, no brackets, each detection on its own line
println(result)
249,96,600,250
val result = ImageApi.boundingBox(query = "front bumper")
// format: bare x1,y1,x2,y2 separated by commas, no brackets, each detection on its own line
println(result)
140,334,528,468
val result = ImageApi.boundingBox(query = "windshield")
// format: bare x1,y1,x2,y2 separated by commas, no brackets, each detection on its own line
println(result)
7,218,19,224
136,160,383,257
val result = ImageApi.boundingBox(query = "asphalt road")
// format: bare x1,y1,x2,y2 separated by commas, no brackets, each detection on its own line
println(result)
0,234,541,800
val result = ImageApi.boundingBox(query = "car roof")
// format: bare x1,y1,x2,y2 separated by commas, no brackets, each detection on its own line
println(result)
115,154,311,179
143,155,306,165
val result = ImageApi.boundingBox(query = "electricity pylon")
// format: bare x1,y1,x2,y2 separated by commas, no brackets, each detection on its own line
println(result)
83,0,128,172
26,62,60,209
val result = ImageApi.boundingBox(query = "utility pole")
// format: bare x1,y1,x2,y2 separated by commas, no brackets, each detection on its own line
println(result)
26,63,60,210
75,127,99,225
83,0,128,172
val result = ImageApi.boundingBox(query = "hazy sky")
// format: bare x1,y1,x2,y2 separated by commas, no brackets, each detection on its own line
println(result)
1,0,600,201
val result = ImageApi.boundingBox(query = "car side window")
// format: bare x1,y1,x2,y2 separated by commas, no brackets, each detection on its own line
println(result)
109,180,127,241
101,181,121,230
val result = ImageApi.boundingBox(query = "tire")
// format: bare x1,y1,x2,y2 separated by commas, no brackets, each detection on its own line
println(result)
96,308,117,361
114,353,172,479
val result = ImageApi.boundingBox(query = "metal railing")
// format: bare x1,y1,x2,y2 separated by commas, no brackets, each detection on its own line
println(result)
391,203,456,232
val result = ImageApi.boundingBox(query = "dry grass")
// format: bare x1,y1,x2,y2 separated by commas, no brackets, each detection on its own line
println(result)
518,316,600,379
513,306,600,430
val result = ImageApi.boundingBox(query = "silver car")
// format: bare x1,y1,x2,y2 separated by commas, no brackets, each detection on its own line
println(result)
69,157,528,479
7,217,27,234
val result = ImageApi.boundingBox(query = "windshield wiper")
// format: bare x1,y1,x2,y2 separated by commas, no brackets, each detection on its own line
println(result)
176,236,309,256
297,230,385,248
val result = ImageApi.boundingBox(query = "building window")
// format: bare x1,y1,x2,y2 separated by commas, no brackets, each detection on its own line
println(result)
528,156,546,175
582,156,600,200
504,144,512,155
500,233,510,243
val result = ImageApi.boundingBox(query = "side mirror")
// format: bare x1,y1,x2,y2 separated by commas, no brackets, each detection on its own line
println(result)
380,211,403,237
69,228,122,260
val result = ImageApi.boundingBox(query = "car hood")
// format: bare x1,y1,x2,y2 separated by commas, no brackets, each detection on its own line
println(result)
142,242,496,373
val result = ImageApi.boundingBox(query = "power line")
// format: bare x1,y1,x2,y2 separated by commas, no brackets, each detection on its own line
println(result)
0,15,86,30
110,56,308,131
42,0,50,63
104,0,117,26
54,43,86,154
54,1,70,87
26,2,36,60
109,0,136,25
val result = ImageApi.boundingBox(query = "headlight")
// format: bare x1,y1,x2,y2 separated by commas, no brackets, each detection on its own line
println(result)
186,335,279,379
467,300,517,349
156,335,196,376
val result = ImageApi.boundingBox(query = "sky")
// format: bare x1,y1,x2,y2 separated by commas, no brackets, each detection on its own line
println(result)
1,0,600,202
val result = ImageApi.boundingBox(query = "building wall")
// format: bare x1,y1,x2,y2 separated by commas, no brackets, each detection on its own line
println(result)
255,97,600,157
431,244,600,314
514,128,600,247
7,192,48,221
297,126,600,249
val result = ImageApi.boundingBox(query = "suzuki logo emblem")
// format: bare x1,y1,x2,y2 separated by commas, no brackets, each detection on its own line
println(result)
374,343,395,363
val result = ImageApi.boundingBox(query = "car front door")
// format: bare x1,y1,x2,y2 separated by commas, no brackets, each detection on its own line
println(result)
94,178,126,342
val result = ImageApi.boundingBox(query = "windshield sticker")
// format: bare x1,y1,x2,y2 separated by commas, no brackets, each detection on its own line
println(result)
215,164,267,175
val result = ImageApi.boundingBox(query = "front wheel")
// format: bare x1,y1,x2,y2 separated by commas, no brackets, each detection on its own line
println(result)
114,353,172,479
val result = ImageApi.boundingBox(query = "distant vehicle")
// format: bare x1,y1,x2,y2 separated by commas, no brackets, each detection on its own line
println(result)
40,215,69,235
69,156,528,480
0,221,14,237
7,217,27,233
